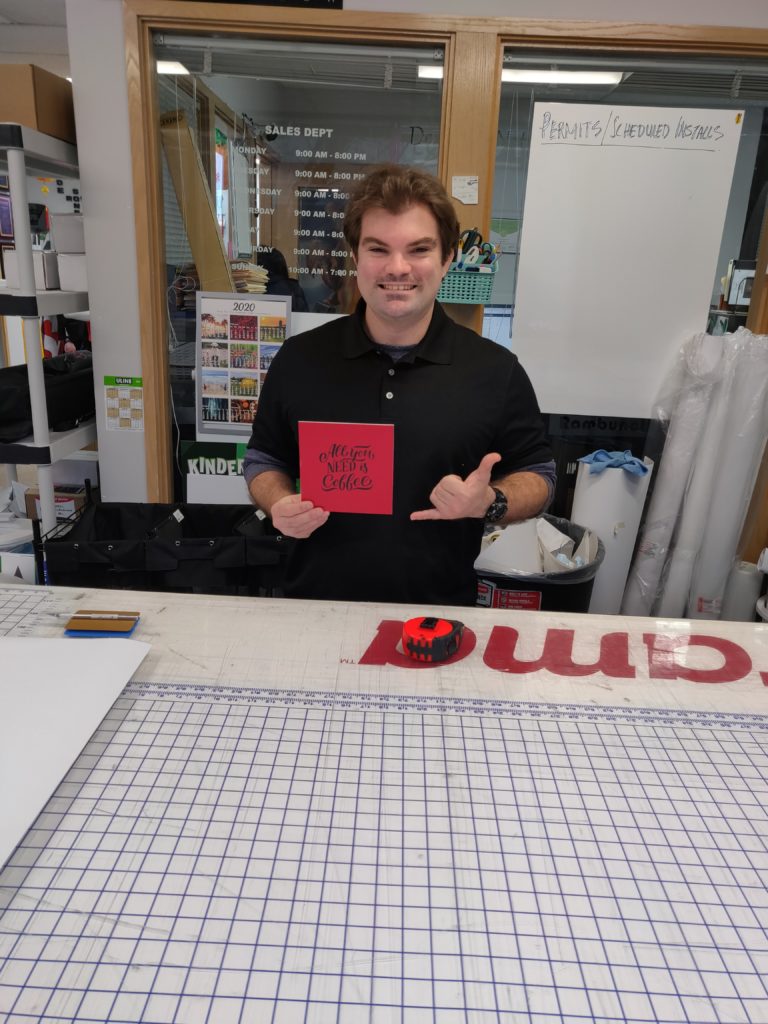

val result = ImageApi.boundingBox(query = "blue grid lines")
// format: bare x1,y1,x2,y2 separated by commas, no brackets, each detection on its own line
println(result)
0,692,767,1024
0,588,52,637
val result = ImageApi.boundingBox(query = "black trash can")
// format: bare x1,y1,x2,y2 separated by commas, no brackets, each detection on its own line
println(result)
476,514,605,613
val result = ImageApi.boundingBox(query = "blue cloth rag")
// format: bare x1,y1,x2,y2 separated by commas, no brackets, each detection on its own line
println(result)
578,449,649,476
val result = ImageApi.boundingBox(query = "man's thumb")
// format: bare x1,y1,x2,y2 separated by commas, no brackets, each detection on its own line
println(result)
471,452,502,480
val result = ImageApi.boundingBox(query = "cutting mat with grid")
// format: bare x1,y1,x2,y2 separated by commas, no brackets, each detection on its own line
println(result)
0,588,53,638
1,685,767,1024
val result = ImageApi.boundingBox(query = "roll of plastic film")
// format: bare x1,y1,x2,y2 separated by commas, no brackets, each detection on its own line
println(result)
720,561,763,621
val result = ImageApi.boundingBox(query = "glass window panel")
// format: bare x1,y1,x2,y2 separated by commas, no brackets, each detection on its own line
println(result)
491,51,768,514
493,52,768,344
151,33,444,499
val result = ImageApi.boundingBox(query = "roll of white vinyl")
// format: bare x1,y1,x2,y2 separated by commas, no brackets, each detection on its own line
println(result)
621,333,722,616
688,330,768,619
656,338,739,618
571,459,653,615
720,561,763,621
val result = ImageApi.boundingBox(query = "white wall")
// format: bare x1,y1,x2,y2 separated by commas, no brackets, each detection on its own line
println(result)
0,26,69,78
65,0,146,501
63,0,768,500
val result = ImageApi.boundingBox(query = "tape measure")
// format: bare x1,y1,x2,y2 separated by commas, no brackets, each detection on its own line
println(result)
402,616,464,663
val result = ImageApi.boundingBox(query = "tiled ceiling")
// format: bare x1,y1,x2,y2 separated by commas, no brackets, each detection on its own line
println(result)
0,0,65,27
0,0,68,77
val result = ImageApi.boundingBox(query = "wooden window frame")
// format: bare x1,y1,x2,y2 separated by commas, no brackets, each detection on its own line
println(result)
124,1,768,502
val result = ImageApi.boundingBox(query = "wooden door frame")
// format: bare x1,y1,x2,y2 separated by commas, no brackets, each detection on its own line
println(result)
124,1,768,501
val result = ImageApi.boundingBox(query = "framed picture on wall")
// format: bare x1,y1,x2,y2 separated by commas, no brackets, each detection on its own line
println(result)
0,195,13,238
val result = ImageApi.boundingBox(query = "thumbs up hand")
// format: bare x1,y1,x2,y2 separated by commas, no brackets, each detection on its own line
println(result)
410,452,502,521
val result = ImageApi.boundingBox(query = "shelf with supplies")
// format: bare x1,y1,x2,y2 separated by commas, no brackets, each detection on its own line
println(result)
0,122,95,536
0,288,89,317
0,422,97,466
0,123,78,176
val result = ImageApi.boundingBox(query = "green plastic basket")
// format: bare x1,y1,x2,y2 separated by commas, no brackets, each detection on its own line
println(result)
437,262,497,304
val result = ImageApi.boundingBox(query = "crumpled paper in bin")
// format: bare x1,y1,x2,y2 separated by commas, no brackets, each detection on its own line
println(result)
475,517,598,576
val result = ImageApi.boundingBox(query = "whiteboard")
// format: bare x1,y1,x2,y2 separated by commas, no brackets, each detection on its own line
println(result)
513,103,743,417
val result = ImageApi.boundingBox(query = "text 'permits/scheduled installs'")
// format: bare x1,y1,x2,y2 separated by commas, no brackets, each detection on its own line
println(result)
299,421,394,514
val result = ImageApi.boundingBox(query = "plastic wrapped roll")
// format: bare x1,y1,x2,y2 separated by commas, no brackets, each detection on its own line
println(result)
720,561,763,622
688,329,768,618
622,333,722,616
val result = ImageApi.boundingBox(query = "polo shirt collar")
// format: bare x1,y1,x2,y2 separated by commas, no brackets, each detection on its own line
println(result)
342,300,453,364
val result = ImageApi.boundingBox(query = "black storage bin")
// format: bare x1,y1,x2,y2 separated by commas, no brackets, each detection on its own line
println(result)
0,354,95,443
476,513,605,613
42,502,284,594
145,505,283,592
42,502,170,589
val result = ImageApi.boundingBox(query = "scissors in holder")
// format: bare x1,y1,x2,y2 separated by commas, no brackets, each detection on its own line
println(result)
462,242,496,266
456,228,482,263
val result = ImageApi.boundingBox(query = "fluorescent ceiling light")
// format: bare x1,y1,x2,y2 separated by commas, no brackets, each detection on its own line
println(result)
157,61,190,75
502,69,622,85
418,66,620,84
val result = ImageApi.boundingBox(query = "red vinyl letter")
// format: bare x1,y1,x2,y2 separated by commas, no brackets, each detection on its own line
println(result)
643,633,752,683
483,627,635,678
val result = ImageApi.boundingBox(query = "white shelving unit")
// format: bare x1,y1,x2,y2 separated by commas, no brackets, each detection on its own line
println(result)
0,123,96,534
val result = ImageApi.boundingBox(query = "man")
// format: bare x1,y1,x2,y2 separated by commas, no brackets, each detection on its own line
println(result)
245,164,554,606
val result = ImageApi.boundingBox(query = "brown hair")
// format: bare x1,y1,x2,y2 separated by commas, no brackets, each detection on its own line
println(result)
343,164,459,262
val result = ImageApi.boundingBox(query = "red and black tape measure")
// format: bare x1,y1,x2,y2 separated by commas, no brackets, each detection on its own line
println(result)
402,616,464,663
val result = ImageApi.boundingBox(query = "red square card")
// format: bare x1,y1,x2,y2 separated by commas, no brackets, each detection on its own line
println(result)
298,421,394,515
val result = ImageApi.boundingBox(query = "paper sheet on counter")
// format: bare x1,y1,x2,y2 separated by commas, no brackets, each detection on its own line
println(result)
0,638,149,869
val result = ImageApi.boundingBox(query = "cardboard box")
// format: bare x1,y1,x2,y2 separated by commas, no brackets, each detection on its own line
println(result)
0,65,76,144
58,252,87,292
3,249,60,290
24,485,87,522
51,213,85,253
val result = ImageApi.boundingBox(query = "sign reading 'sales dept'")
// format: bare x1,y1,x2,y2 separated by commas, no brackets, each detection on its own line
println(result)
195,292,291,443
104,376,144,432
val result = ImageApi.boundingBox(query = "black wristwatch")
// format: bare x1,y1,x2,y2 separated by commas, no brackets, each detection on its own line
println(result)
484,486,508,523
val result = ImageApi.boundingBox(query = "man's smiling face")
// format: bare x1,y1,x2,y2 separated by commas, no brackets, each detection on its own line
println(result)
353,203,452,345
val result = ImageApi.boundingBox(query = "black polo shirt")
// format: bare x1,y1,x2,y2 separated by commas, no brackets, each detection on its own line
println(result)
248,301,552,606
